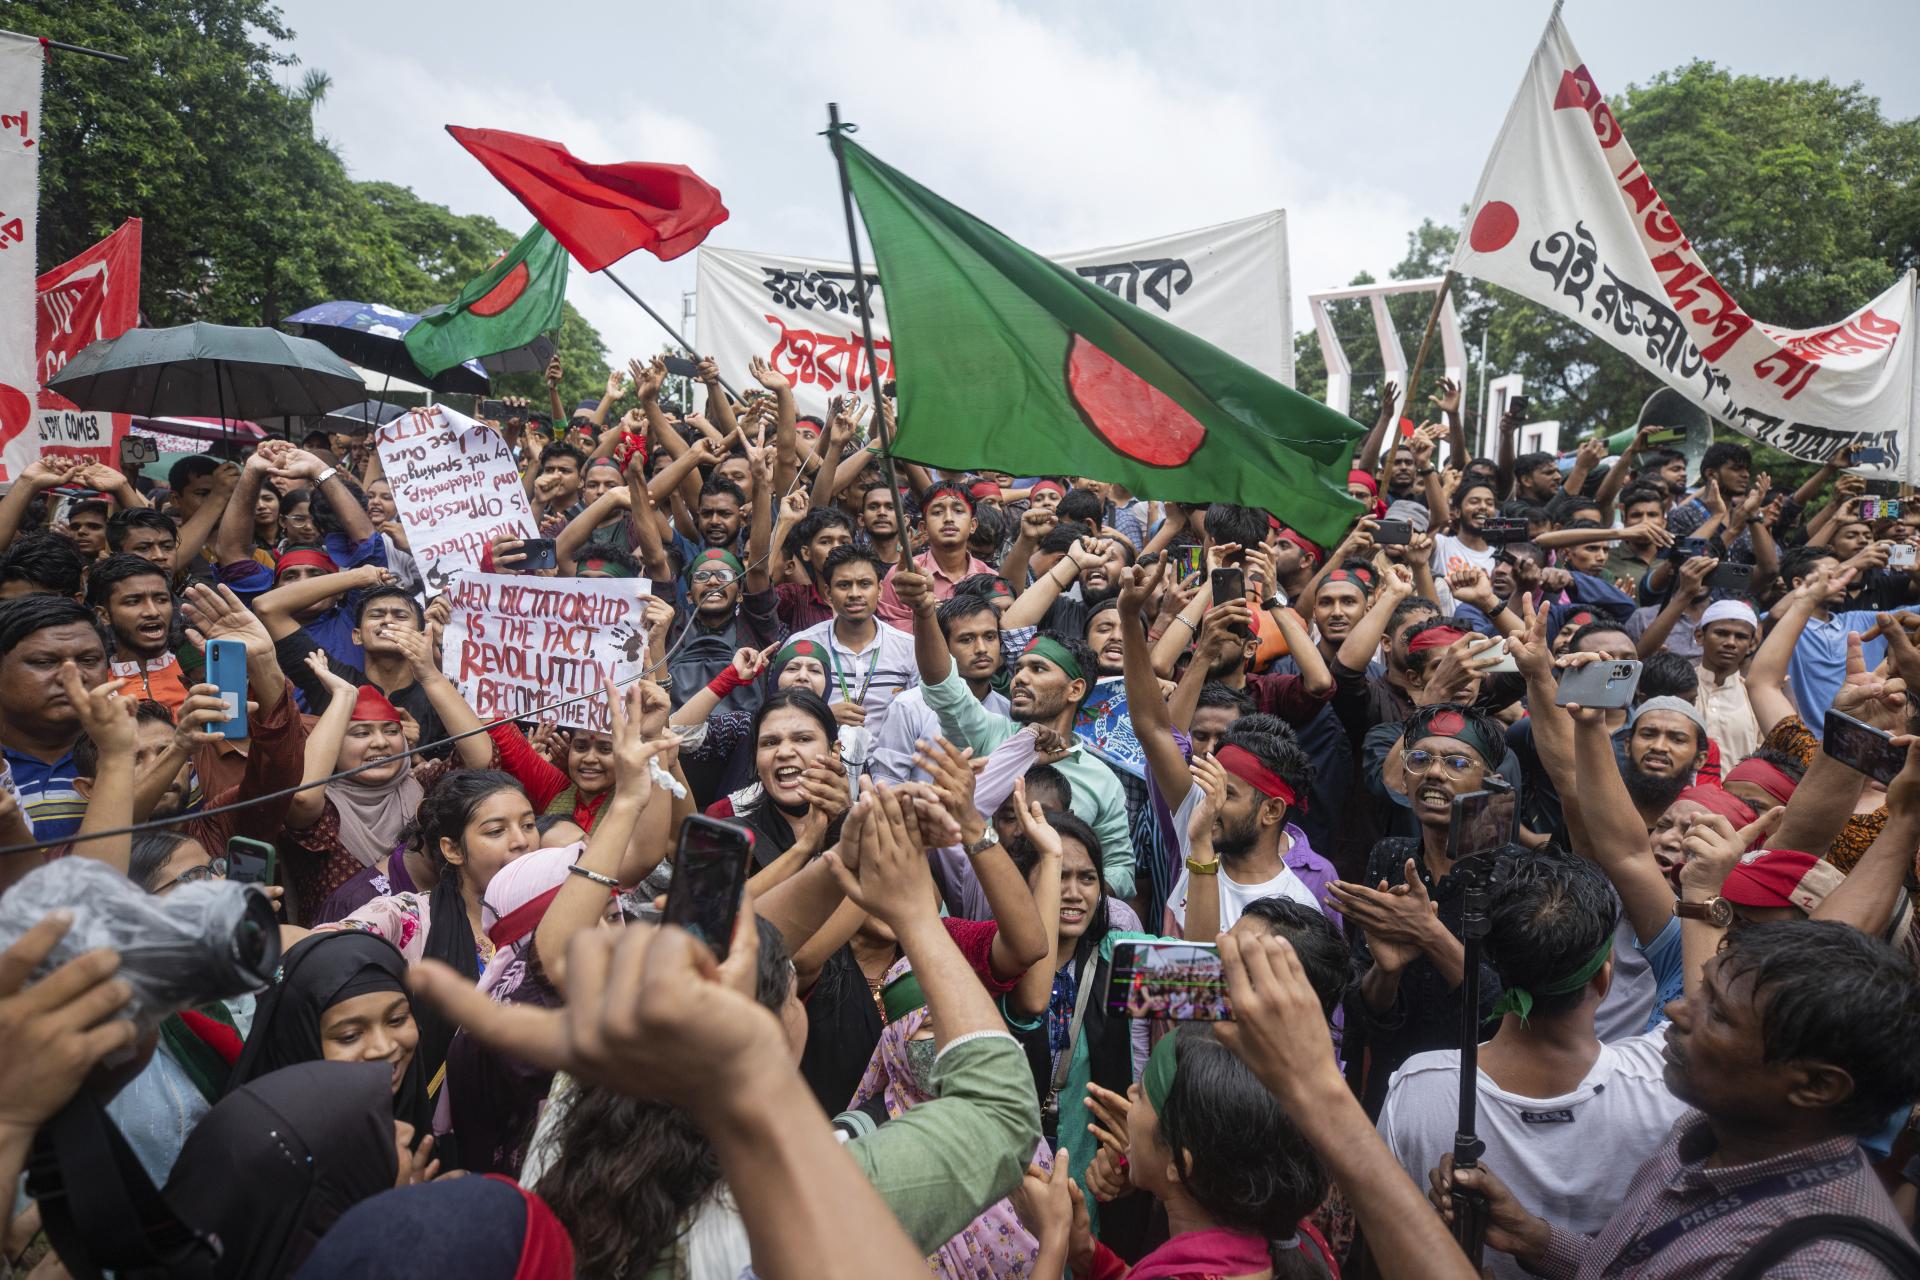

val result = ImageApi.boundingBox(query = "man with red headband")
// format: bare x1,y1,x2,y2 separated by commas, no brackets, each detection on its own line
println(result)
874,481,991,631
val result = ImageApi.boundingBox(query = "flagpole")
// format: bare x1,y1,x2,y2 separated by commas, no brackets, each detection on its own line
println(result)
1401,270,1455,445
823,102,910,569
598,266,742,401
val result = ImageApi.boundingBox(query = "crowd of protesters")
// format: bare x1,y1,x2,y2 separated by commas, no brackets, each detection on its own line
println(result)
0,351,1916,1279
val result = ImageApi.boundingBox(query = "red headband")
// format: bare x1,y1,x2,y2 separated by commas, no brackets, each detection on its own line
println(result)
1348,469,1379,496
1724,758,1796,806
1408,625,1469,654
1276,528,1325,565
351,684,403,724
1216,744,1299,809
276,548,337,578
1030,479,1066,497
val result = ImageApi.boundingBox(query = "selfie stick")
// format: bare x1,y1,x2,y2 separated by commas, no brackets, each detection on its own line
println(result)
1449,849,1500,1267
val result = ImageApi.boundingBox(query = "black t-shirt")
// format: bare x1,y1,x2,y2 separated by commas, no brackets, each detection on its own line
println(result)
273,629,452,759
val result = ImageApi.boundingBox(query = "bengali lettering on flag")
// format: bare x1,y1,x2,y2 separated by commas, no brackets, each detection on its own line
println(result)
695,211,1294,422
35,219,142,472
375,405,537,588
0,31,43,483
1452,12,1920,479
440,571,652,732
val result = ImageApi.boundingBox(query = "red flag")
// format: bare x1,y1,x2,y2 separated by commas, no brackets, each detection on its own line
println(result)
448,126,728,270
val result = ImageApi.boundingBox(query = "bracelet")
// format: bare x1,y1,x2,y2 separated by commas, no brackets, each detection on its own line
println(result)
567,864,620,889
314,466,339,487
1173,615,1198,632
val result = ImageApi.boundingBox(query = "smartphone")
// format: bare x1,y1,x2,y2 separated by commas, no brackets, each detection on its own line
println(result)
1887,500,1905,520
1469,635,1518,674
518,538,558,571
1173,544,1205,579
1823,710,1908,785
1509,395,1530,420
120,435,159,466
1210,566,1247,635
1375,519,1413,546
1890,544,1917,570
662,355,701,378
1852,447,1890,467
205,637,249,740
479,398,509,419
1860,498,1882,521
1446,778,1516,861
226,836,277,886
1666,536,1715,563
1554,659,1643,709
1705,563,1753,594
1483,517,1531,546
663,815,756,960
1106,940,1232,1022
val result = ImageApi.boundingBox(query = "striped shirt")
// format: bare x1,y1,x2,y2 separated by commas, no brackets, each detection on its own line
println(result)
3,744,81,843
1536,1112,1914,1278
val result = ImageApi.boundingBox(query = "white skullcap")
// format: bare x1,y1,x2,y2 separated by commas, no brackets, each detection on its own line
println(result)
1699,599,1759,632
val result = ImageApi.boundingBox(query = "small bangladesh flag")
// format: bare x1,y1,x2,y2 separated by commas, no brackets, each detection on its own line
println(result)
405,224,568,377
839,139,1364,548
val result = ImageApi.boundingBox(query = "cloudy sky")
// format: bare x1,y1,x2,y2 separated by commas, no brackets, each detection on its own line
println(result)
277,0,1920,373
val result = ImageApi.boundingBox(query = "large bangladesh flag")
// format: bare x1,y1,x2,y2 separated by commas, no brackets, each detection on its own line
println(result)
840,140,1364,546
405,224,568,377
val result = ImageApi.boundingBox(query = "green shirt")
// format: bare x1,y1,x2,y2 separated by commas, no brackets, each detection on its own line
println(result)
841,1031,1041,1254
920,666,1136,897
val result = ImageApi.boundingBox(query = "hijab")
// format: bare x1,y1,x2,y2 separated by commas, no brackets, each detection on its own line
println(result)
327,690,423,869
292,1175,574,1279
163,1061,399,1279
230,931,431,1135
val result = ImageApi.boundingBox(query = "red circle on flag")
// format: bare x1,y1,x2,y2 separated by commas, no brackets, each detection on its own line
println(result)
1469,201,1519,253
1065,335,1207,468
468,262,530,317
0,382,30,441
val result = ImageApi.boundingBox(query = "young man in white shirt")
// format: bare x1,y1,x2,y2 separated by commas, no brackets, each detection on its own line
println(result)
1376,850,1686,1280
789,544,919,738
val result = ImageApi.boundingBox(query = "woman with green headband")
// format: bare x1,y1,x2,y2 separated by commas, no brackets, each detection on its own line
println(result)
1012,1025,1338,1278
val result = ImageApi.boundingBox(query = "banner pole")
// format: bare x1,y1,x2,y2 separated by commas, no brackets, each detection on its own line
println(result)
823,102,911,569
31,36,131,64
599,266,741,401
1402,270,1455,438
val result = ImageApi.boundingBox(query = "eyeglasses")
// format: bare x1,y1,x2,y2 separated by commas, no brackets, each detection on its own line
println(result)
161,858,226,891
1404,750,1480,778
690,569,737,586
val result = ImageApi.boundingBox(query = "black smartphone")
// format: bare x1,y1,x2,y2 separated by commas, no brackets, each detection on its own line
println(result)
1374,519,1413,546
1852,447,1890,467
1554,659,1643,709
1509,394,1530,420
662,355,701,377
1705,563,1753,593
518,538,558,571
1823,710,1908,785
663,815,757,959
1666,536,1715,563
1210,566,1247,635
479,398,509,419
1446,778,1516,861
1483,517,1531,546
1106,940,1232,1021
227,836,277,885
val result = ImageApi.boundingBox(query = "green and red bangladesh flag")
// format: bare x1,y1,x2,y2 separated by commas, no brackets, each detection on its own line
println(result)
840,139,1363,547
405,222,568,377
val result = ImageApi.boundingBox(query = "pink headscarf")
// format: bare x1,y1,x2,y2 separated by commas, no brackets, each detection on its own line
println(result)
475,844,584,1001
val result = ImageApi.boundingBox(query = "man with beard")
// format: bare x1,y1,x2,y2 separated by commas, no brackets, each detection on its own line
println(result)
1384,441,1423,503
996,529,1128,649
856,479,906,567
1620,698,1709,827
789,545,919,735
86,554,196,715
869,592,1006,786
901,566,1134,895
875,481,993,629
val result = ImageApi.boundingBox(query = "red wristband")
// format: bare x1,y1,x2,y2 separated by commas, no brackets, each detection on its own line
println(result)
706,665,748,699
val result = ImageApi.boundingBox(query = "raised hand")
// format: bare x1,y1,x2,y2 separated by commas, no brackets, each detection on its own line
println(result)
1116,559,1168,618
1447,564,1498,612
821,785,938,930
0,913,137,1141
1678,808,1783,900
181,583,276,664
55,663,134,758
545,355,563,389
748,354,790,391
1429,377,1461,416
303,648,358,699
1325,861,1438,973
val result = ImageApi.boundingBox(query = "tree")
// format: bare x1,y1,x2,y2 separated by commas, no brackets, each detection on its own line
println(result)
1296,61,1920,471
22,0,614,408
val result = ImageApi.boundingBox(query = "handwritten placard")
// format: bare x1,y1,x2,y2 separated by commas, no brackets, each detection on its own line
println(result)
375,405,535,586
440,571,652,732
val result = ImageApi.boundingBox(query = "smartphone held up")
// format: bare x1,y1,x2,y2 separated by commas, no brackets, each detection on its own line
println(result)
1107,940,1232,1021
662,815,755,960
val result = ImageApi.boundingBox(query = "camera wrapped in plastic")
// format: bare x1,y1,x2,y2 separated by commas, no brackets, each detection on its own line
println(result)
0,857,280,1038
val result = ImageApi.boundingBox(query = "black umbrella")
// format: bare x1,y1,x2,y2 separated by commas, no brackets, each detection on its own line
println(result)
280,300,490,396
47,323,367,427
320,399,409,433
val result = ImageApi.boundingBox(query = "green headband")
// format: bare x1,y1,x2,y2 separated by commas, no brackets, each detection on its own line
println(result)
1143,1030,1181,1116
684,549,745,582
1489,935,1614,1026
881,972,926,1025
1022,636,1084,686
577,556,636,579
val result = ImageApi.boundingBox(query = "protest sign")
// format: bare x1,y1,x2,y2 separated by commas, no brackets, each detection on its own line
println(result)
695,211,1293,420
375,405,536,588
0,32,42,484
1453,12,1920,479
35,220,142,473
439,571,652,732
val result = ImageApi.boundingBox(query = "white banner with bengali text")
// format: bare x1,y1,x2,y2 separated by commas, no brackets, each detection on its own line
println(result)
374,405,537,590
0,31,43,484
1453,12,1920,480
440,571,652,732
695,211,1293,422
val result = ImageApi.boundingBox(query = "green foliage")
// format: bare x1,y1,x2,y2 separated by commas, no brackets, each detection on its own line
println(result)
1296,60,1920,464
23,0,612,405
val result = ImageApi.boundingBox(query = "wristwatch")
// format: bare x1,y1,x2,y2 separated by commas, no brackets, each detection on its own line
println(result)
1674,896,1734,927
964,830,1000,857
1262,594,1285,612
314,465,339,487
1418,465,1437,476
1185,855,1221,877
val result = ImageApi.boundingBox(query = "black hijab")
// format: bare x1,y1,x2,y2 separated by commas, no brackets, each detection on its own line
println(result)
230,931,431,1134
164,1061,399,1279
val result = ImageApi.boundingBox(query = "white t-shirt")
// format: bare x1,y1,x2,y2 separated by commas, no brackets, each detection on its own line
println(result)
1377,1027,1687,1280
1164,784,1319,929
1430,533,1499,580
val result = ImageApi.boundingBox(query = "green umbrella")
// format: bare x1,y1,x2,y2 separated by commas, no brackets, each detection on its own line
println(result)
46,322,367,428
